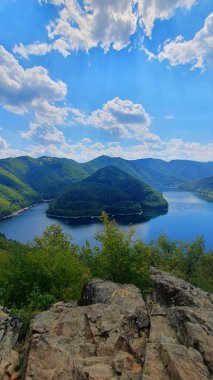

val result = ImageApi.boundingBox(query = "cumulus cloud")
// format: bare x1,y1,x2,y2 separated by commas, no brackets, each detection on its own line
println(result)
0,45,69,124
14,0,197,58
13,42,53,59
15,137,213,163
47,0,138,54
138,0,197,37
0,136,25,158
157,12,213,69
21,123,65,144
79,97,155,141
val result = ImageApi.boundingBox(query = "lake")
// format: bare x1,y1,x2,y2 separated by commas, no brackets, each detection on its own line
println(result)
0,191,212,250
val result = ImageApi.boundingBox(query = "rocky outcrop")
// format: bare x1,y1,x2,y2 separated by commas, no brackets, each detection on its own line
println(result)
1,270,213,379
0,306,22,380
22,284,149,380
150,268,213,378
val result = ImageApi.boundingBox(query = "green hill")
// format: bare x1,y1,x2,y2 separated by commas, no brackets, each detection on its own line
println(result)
0,155,213,218
178,176,213,198
0,156,88,217
47,166,168,218
0,167,41,217
81,156,213,189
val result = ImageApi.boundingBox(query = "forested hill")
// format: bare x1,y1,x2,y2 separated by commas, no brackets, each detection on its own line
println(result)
178,176,213,198
0,156,88,217
82,156,213,188
48,166,168,217
0,155,213,218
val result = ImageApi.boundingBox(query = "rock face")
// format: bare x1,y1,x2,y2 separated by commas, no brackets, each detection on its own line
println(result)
150,268,213,378
22,283,149,380
0,306,22,380
2,270,213,380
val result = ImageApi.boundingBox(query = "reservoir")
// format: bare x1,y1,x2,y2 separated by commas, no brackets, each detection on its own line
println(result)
0,191,212,250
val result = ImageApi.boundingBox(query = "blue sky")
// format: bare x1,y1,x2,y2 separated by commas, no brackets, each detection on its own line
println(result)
0,0,212,162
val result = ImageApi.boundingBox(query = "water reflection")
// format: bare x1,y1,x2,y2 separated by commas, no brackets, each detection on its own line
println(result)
47,209,168,226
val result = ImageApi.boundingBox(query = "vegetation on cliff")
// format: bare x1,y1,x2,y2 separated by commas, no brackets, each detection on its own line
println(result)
0,214,212,329
48,166,168,217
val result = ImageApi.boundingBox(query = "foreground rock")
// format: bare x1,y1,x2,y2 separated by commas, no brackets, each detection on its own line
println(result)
22,284,149,380
0,307,22,380
151,267,213,378
10,272,213,379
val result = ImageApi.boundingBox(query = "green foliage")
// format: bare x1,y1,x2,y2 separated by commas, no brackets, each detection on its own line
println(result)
81,155,213,189
0,225,90,312
48,166,168,217
80,213,154,295
0,156,88,217
178,176,213,198
1,155,213,218
0,166,41,217
81,213,213,296
0,217,212,331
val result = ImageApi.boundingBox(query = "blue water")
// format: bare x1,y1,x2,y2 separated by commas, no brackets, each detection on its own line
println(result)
0,191,212,250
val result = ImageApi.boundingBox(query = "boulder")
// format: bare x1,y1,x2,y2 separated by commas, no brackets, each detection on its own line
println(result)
17,272,213,379
0,307,22,380
22,295,148,380
151,268,213,378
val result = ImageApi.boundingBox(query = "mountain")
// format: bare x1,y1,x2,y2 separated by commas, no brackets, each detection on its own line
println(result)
1,155,213,218
81,156,213,189
0,156,87,217
0,167,40,217
47,166,168,217
178,176,213,198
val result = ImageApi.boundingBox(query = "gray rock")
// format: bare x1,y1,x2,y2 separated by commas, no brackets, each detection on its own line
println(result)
8,270,213,380
150,267,212,308
0,306,22,380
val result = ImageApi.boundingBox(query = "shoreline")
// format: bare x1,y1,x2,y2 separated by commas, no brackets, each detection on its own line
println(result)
176,189,213,199
46,211,143,220
0,201,50,221
46,208,168,220
197,192,213,198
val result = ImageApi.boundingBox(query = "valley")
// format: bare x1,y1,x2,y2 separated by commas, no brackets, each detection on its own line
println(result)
0,155,213,219
0,191,213,250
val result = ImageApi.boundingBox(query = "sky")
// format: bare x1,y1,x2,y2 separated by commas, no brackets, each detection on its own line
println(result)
0,0,212,162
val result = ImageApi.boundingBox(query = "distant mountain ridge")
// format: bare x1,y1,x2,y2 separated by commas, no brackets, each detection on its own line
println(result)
0,155,213,218
47,166,168,218
82,156,213,188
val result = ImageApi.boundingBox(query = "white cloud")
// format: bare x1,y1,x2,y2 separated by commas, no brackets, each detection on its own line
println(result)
79,97,155,141
13,40,71,59
46,0,138,54
164,115,175,120
0,136,9,149
157,12,213,69
0,45,69,124
38,0,64,4
13,42,53,59
18,137,213,163
81,137,92,144
0,136,25,158
21,123,65,144
14,0,198,58
138,0,197,37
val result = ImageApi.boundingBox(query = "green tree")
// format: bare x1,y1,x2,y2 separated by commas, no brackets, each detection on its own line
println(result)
80,213,153,295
